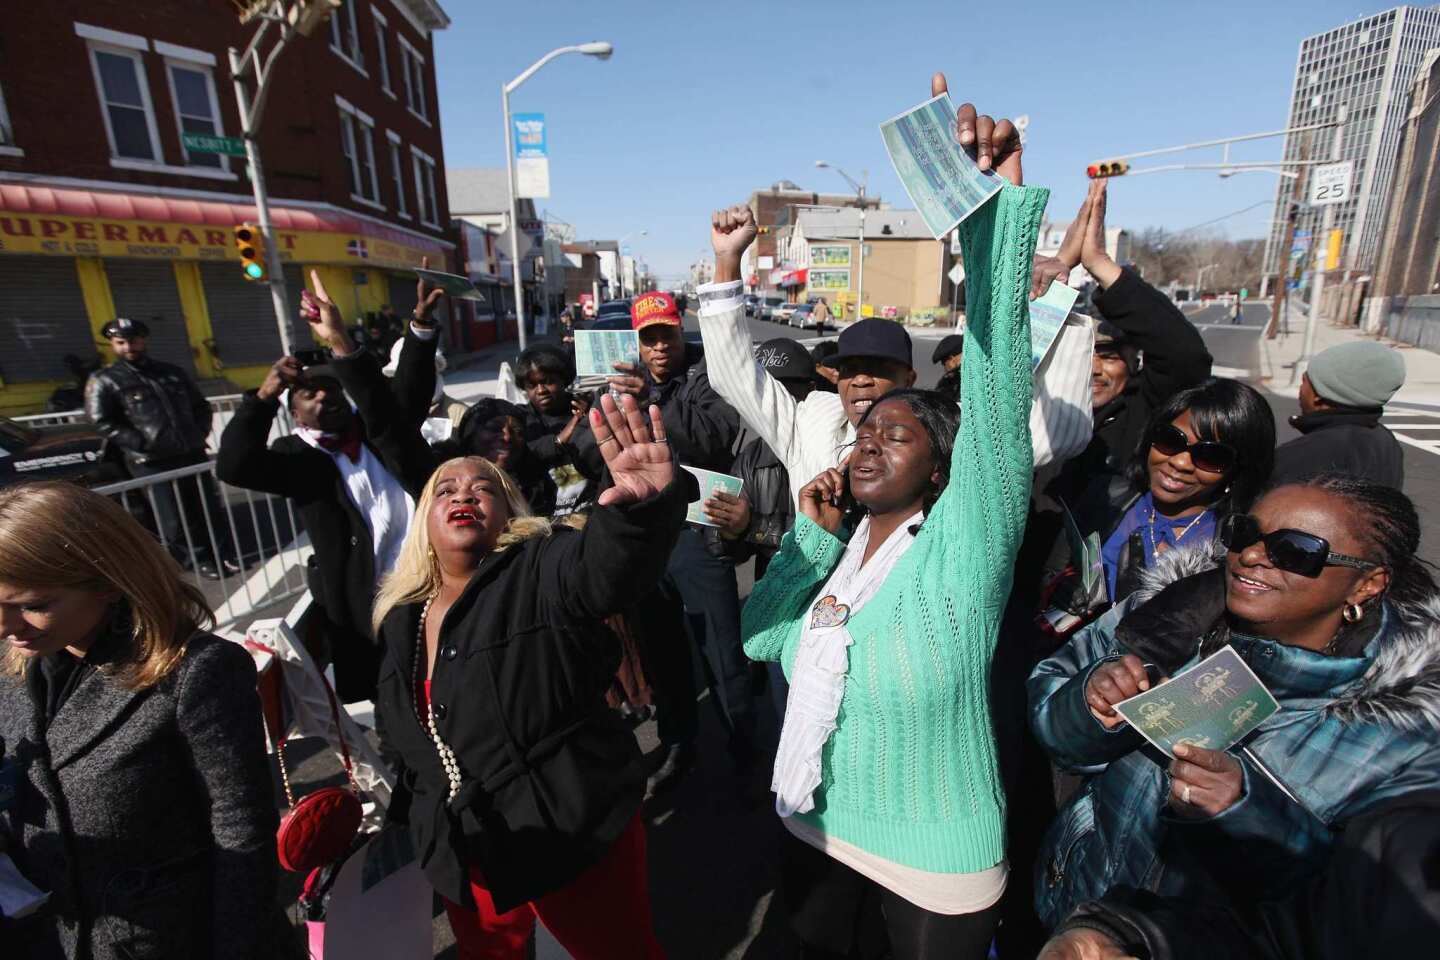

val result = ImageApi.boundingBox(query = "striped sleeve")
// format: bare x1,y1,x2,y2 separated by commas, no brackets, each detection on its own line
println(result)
1030,316,1096,467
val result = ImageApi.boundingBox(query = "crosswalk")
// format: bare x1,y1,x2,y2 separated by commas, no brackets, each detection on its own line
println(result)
1382,408,1440,458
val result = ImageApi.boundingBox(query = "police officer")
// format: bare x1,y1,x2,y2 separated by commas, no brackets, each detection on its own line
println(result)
85,318,240,579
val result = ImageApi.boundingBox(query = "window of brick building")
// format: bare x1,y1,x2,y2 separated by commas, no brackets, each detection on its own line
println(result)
399,37,428,123
411,147,439,226
329,0,366,73
166,60,227,170
88,44,161,161
372,6,394,97
387,131,409,218
338,98,381,207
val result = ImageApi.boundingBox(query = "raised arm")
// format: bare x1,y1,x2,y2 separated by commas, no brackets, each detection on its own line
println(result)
540,394,688,620
388,262,449,426
216,357,326,499
927,86,1046,583
697,204,809,471
303,271,438,496
1083,181,1211,404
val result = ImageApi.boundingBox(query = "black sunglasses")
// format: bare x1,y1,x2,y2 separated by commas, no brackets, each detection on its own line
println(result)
1220,514,1378,578
1149,423,1238,474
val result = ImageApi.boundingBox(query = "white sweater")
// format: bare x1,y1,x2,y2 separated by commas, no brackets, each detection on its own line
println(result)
696,280,1095,505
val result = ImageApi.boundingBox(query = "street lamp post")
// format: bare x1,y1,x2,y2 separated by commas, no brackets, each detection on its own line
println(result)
617,230,647,298
816,161,867,321
503,41,613,350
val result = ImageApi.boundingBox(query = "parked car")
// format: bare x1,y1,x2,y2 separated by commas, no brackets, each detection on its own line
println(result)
757,296,785,321
773,302,800,324
0,417,125,489
789,303,816,329
587,316,633,331
579,299,632,330
743,294,760,317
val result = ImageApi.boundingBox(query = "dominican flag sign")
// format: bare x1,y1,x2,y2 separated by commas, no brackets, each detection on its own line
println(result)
346,239,369,259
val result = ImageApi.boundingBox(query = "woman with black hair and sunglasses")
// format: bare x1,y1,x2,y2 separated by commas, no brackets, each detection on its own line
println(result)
1026,473,1440,931
1100,377,1276,603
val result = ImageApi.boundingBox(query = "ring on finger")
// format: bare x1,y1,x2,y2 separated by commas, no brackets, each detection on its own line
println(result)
1181,784,1193,805
599,435,618,446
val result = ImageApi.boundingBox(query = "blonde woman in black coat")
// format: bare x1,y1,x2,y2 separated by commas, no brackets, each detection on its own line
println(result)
0,482,281,960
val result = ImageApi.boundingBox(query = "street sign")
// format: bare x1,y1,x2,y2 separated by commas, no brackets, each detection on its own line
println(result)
1309,161,1354,206
513,113,549,200
1325,228,1343,270
948,263,965,285
182,132,247,157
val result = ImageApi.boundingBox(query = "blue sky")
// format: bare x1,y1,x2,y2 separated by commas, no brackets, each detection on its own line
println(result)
433,0,1394,282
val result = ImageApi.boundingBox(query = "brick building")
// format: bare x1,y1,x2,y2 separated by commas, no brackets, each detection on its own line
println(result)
740,181,883,291
0,0,453,414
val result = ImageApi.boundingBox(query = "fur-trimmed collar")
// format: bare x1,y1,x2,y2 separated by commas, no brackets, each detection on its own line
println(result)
1130,544,1440,733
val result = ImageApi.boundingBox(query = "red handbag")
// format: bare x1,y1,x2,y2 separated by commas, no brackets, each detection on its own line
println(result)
272,673,363,873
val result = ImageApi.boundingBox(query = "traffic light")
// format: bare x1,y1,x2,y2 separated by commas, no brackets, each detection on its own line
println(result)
233,223,268,282
1087,160,1130,178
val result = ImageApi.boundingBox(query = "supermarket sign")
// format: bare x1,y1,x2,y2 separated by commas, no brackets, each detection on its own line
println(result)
0,212,441,269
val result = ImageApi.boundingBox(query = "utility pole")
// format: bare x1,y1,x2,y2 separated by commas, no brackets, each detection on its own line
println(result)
227,1,329,357
1267,134,1312,341
1295,105,1348,382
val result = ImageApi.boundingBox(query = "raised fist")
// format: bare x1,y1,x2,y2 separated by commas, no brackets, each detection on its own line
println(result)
711,204,758,261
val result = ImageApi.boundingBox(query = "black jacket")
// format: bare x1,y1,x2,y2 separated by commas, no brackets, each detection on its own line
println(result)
1271,408,1404,488
84,357,212,465
0,632,284,960
644,344,742,473
1048,268,1213,536
705,430,793,575
1053,791,1440,960
214,350,433,700
375,479,690,913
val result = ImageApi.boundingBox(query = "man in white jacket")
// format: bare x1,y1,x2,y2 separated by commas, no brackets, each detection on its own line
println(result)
698,204,1095,504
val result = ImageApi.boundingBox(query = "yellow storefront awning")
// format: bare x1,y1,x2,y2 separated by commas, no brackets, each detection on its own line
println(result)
0,182,448,270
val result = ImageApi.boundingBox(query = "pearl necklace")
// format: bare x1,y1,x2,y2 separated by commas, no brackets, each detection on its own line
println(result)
414,596,462,802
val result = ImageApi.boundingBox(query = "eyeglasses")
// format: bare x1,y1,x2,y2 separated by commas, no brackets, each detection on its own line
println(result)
1219,513,1378,579
1148,423,1238,474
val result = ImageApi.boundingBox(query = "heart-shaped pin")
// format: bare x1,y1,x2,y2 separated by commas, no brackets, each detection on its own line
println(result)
809,594,851,629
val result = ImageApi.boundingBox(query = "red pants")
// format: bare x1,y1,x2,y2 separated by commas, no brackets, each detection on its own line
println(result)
442,815,665,960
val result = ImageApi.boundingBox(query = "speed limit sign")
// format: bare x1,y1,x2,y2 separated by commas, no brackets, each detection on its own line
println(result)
1310,161,1354,206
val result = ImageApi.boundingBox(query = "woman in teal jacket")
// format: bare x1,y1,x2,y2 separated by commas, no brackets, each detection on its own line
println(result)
739,83,1044,958
1027,475,1440,930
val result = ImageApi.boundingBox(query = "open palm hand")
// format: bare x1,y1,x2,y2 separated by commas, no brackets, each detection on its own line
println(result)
591,393,674,507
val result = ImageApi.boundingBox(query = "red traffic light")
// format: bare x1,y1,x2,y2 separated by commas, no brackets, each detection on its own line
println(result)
1087,160,1130,179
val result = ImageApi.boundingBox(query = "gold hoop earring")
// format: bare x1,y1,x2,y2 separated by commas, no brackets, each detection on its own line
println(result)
1342,603,1365,624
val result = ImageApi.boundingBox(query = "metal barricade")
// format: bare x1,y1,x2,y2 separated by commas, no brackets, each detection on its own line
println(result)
93,461,312,630
13,410,88,428
16,394,295,451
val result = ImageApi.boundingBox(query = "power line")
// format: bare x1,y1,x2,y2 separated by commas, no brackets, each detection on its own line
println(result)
1168,200,1273,237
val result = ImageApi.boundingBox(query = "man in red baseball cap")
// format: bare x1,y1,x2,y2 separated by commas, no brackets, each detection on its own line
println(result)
606,289,759,790
623,291,687,385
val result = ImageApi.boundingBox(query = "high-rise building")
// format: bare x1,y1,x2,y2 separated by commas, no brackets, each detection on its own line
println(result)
1263,5,1440,286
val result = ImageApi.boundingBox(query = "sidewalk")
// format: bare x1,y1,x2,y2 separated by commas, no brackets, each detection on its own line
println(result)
1259,302,1440,411
443,334,564,404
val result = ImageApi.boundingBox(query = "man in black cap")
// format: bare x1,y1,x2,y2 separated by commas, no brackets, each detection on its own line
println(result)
85,317,239,579
932,333,964,402
700,203,1095,509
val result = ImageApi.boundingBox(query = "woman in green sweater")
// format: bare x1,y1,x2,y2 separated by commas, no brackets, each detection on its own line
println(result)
738,79,1045,959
